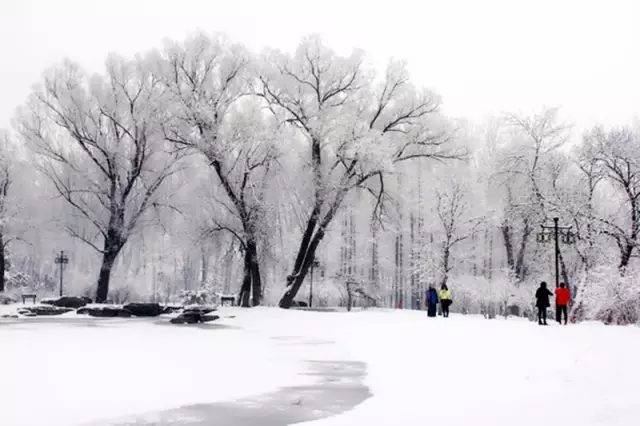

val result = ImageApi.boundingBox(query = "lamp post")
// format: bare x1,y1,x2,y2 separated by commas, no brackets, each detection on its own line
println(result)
537,217,575,288
54,251,69,297
309,258,320,308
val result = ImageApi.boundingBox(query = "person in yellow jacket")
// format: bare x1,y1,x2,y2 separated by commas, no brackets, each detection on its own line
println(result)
439,284,452,317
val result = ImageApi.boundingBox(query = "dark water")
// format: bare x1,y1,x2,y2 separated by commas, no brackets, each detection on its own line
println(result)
86,359,370,426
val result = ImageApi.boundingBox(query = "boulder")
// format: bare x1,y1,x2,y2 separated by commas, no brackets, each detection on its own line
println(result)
201,314,220,323
170,312,220,324
123,302,164,317
17,305,73,316
1,313,19,318
41,296,89,309
183,305,217,315
77,306,132,317
0,294,17,305
291,300,308,307
162,305,184,314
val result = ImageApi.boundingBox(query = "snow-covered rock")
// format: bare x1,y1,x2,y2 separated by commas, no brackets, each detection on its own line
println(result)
41,296,91,309
17,305,73,316
77,305,132,317
122,302,164,317
170,312,220,324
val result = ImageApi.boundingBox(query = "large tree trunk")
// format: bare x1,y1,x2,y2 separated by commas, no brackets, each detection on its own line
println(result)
0,232,5,293
247,239,262,306
95,247,121,303
239,254,251,307
238,241,251,307
279,227,327,308
279,189,348,309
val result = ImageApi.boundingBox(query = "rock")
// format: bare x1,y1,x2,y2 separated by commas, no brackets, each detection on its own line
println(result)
170,312,220,324
162,305,184,314
183,305,217,315
292,300,308,307
77,306,132,317
201,314,220,323
0,294,17,305
1,314,19,318
41,296,89,309
17,305,73,316
123,302,164,317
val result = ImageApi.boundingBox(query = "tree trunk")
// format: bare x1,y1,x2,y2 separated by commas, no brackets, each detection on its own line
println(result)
238,244,252,307
514,219,531,281
279,188,348,308
279,227,327,308
369,219,379,291
95,247,121,303
247,239,262,306
0,232,5,293
619,242,634,273
501,224,515,272
559,250,570,287
200,248,209,287
441,241,451,288
239,272,251,307
410,212,417,308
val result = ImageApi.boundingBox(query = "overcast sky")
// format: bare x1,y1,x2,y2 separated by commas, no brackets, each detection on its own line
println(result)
1,0,638,133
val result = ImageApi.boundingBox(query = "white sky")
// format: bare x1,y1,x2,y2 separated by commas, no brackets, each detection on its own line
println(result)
1,0,638,132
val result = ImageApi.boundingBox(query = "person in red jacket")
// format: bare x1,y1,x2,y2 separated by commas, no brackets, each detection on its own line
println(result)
555,283,571,325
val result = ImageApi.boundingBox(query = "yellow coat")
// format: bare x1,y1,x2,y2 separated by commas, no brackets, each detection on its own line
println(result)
439,289,451,300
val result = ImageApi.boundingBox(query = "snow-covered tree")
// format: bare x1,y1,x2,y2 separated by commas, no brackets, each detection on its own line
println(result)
258,35,464,308
156,33,284,307
17,56,186,302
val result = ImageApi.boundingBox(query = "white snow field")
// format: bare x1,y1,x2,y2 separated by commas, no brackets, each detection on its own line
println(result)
2,306,640,426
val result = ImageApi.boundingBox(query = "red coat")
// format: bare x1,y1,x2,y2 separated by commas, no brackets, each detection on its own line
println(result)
555,287,571,306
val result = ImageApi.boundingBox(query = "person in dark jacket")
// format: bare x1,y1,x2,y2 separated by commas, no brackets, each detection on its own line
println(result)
535,281,553,325
426,286,439,317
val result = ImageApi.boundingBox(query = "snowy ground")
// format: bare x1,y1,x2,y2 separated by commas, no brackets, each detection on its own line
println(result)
2,304,640,426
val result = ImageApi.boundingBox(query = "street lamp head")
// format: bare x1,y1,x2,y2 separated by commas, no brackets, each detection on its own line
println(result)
536,231,551,243
562,231,577,245
55,251,69,264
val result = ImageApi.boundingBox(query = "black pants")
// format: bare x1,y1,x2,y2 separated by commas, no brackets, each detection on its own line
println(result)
556,305,568,324
442,300,450,317
538,307,548,324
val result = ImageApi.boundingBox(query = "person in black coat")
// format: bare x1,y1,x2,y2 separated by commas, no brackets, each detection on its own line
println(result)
426,286,439,317
535,281,553,325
